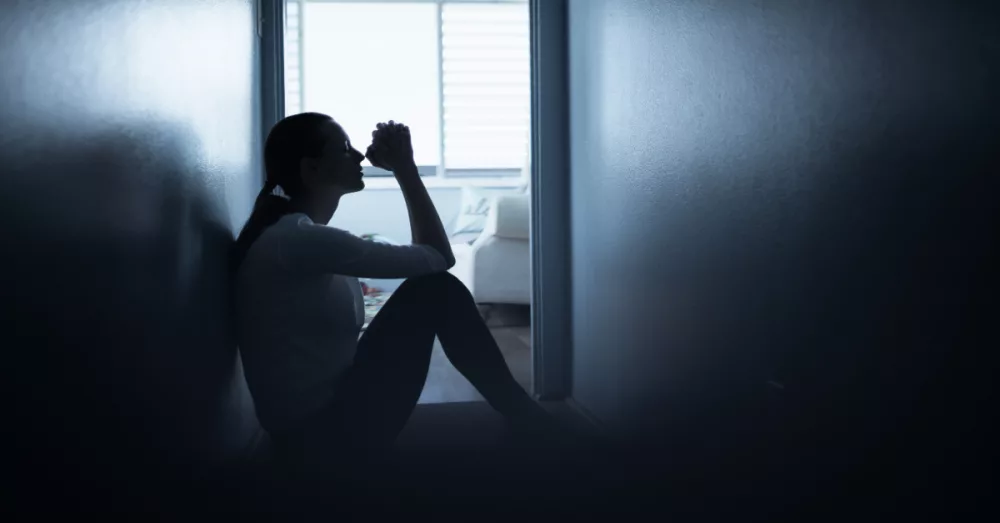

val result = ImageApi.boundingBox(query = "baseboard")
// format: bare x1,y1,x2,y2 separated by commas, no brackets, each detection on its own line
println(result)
564,397,610,436
479,303,531,328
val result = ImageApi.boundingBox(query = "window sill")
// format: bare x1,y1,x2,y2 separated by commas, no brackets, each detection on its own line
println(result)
360,176,525,190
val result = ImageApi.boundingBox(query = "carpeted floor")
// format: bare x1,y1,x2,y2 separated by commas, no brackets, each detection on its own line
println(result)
225,400,620,518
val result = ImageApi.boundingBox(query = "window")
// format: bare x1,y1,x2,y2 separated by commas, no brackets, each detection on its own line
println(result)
284,0,530,179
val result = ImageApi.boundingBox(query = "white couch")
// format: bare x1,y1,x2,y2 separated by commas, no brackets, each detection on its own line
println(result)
449,192,531,305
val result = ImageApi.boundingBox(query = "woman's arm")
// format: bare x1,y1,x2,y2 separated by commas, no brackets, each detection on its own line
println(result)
277,216,449,279
368,122,455,268
394,163,455,268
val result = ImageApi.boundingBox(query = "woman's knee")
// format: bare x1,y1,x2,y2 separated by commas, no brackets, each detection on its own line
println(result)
397,271,467,295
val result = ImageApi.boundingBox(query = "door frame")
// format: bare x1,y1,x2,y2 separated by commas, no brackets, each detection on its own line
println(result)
256,0,572,400
528,0,570,400
257,0,285,156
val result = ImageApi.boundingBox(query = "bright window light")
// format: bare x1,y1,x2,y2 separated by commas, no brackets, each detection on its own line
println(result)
300,2,440,166
285,1,530,177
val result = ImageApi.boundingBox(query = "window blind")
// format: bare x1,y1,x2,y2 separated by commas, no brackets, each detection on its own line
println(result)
441,2,531,171
284,1,302,116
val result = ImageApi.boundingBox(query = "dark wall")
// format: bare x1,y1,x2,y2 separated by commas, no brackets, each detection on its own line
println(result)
1,0,261,493
568,0,997,506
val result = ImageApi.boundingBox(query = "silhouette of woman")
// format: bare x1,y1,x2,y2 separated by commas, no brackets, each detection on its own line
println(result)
232,113,553,470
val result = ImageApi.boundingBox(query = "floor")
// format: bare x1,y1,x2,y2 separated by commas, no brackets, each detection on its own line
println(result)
230,399,619,517
417,304,533,404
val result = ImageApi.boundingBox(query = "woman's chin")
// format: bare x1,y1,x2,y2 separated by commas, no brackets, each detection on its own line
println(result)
334,176,365,194
349,179,365,193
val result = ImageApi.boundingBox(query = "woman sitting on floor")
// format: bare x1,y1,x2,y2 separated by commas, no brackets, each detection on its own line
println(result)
232,113,556,470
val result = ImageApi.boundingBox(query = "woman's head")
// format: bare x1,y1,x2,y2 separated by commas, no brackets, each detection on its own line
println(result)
232,113,366,272
264,112,367,203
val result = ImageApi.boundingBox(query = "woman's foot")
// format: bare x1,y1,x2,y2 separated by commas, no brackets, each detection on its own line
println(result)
502,400,579,450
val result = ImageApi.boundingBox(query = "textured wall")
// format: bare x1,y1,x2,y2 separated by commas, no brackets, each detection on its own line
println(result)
1,0,261,487
568,0,997,488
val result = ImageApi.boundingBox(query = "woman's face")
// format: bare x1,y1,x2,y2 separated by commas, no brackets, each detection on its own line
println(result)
301,120,366,202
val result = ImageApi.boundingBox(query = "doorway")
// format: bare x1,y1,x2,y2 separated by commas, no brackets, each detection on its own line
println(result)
267,0,545,402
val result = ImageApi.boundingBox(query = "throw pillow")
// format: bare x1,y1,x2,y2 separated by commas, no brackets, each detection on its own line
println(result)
450,187,492,244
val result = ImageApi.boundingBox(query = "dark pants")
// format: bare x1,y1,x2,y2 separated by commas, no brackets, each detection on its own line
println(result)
270,272,541,472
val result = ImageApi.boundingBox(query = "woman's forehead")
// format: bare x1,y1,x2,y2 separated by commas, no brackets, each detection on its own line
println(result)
323,121,349,144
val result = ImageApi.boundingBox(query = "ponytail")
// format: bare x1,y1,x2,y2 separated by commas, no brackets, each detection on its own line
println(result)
231,181,293,273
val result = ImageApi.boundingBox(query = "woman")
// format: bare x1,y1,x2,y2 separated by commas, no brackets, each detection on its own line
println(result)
233,113,554,470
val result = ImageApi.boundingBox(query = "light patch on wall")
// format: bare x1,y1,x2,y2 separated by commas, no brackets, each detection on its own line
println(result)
112,1,254,167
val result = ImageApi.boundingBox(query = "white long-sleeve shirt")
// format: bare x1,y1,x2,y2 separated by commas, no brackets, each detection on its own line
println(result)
235,213,448,432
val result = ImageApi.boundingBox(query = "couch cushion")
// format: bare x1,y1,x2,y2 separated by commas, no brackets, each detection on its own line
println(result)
487,193,530,240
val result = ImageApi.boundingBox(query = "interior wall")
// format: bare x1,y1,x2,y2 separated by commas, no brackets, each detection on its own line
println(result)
1,0,261,487
567,0,997,497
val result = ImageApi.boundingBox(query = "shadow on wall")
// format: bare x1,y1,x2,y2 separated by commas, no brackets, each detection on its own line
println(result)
2,116,258,479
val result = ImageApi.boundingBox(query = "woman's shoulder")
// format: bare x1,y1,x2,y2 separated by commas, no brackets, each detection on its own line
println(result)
262,212,319,240
275,211,312,228
271,213,358,242
241,213,310,270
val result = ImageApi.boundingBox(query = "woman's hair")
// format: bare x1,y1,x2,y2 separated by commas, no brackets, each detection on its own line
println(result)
231,112,334,272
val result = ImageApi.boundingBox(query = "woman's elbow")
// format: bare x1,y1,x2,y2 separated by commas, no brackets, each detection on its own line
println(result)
434,246,455,270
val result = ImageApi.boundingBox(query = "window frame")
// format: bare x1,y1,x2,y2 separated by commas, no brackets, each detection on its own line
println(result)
288,0,530,180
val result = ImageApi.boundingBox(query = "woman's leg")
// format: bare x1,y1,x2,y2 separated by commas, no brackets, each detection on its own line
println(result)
324,272,545,451
423,273,542,419
315,275,439,452
268,278,437,476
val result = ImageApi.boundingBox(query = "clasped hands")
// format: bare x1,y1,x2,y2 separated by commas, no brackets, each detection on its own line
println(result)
365,120,415,174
